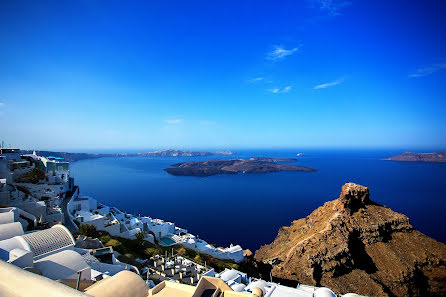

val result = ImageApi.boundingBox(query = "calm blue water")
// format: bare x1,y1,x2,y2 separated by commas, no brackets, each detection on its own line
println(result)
70,150,446,252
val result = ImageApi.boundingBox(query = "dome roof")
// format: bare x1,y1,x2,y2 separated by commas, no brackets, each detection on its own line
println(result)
220,269,240,282
342,294,362,297
314,287,337,297
251,287,263,297
34,250,89,281
230,283,246,292
246,280,268,294
21,225,74,258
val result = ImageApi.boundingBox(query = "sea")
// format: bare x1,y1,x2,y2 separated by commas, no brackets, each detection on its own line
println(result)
69,149,446,252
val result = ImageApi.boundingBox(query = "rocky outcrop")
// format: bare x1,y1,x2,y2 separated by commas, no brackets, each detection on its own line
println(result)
255,183,446,297
385,152,446,162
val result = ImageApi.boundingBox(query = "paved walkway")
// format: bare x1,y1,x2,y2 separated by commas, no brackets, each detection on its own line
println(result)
61,186,78,233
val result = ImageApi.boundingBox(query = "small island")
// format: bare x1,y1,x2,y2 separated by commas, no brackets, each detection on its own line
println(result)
164,157,317,176
385,152,446,163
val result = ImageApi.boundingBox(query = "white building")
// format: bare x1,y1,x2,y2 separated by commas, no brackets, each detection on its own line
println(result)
0,207,36,231
180,235,244,263
0,178,10,205
0,148,22,161
0,207,137,286
67,193,245,262
0,149,30,182
23,153,71,185
0,151,67,225
215,268,364,297
6,185,64,225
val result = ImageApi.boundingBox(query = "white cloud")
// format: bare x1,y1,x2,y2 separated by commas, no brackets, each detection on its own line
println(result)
267,86,292,94
267,88,280,93
200,120,216,125
314,78,344,89
282,86,292,93
165,119,183,124
409,63,446,78
267,46,299,60
249,77,264,82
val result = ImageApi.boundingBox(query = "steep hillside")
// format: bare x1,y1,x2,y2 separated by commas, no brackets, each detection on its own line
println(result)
255,183,446,297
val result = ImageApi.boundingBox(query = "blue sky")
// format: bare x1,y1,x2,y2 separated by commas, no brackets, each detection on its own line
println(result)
0,0,445,151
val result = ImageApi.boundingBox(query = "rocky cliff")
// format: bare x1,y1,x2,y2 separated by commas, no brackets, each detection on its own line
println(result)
255,183,446,297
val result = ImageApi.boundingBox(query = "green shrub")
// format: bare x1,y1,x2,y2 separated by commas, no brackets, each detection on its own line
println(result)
78,224,97,237
177,247,186,255
99,235,111,243
105,239,122,248
91,230,240,273
17,168,46,184
135,231,145,245
145,247,162,257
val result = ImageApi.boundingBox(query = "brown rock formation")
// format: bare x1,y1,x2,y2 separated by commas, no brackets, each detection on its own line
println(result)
255,183,446,297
